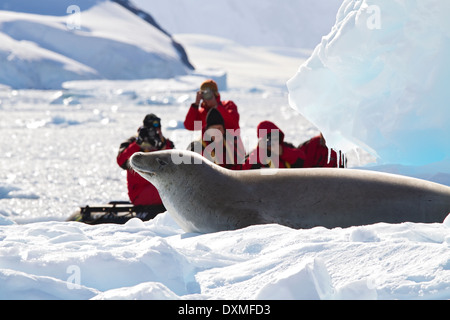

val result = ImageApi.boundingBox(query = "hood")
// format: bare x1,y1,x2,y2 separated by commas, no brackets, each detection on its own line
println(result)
257,121,285,143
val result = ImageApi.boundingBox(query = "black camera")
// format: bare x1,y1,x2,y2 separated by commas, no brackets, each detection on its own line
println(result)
137,126,162,149
200,88,214,101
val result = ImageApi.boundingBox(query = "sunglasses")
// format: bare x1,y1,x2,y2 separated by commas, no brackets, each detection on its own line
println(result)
149,120,161,128
144,117,161,128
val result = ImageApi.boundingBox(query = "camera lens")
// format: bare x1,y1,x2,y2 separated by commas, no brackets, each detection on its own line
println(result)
201,89,214,101
147,127,157,139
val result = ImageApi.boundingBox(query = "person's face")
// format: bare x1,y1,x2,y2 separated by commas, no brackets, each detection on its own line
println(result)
209,124,225,136
205,124,225,142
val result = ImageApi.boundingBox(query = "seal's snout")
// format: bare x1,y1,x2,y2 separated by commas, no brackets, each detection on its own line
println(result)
130,152,153,174
129,151,173,181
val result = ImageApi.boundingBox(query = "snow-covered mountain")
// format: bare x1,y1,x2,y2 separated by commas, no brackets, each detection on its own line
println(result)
0,0,343,89
0,0,193,89
133,0,343,49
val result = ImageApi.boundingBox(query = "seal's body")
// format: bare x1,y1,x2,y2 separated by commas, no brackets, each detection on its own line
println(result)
131,150,450,233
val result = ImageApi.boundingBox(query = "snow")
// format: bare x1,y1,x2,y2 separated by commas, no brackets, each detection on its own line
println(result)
0,0,449,301
288,0,450,168
1,217,449,300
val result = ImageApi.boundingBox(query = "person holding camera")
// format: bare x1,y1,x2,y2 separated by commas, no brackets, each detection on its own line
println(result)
117,114,175,206
243,121,306,170
184,79,240,132
184,80,244,159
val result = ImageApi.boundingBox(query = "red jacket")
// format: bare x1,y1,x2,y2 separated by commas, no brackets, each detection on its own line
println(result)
184,96,240,131
299,135,346,168
117,138,174,205
243,121,305,170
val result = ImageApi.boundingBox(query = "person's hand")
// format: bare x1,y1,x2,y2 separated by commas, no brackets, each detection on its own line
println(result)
195,91,203,105
136,127,149,145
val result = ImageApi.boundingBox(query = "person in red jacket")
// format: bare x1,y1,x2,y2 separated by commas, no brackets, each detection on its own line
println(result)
188,108,245,170
117,114,175,206
185,80,244,159
298,133,346,168
243,121,306,170
184,79,240,132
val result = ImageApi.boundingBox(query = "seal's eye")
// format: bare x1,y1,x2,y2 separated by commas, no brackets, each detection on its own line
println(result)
156,158,168,167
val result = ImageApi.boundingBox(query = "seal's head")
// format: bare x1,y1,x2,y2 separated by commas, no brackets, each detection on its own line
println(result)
130,150,212,183
130,151,175,182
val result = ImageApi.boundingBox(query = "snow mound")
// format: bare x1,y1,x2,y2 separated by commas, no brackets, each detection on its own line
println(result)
288,0,450,166
0,183,39,200
0,268,98,300
92,282,180,300
0,1,190,89
255,258,333,300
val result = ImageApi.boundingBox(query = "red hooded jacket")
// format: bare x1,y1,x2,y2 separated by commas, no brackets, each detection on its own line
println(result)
243,121,305,170
117,137,174,206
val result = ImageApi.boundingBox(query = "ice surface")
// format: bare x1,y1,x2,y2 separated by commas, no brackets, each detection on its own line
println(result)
288,0,450,167
0,218,449,300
